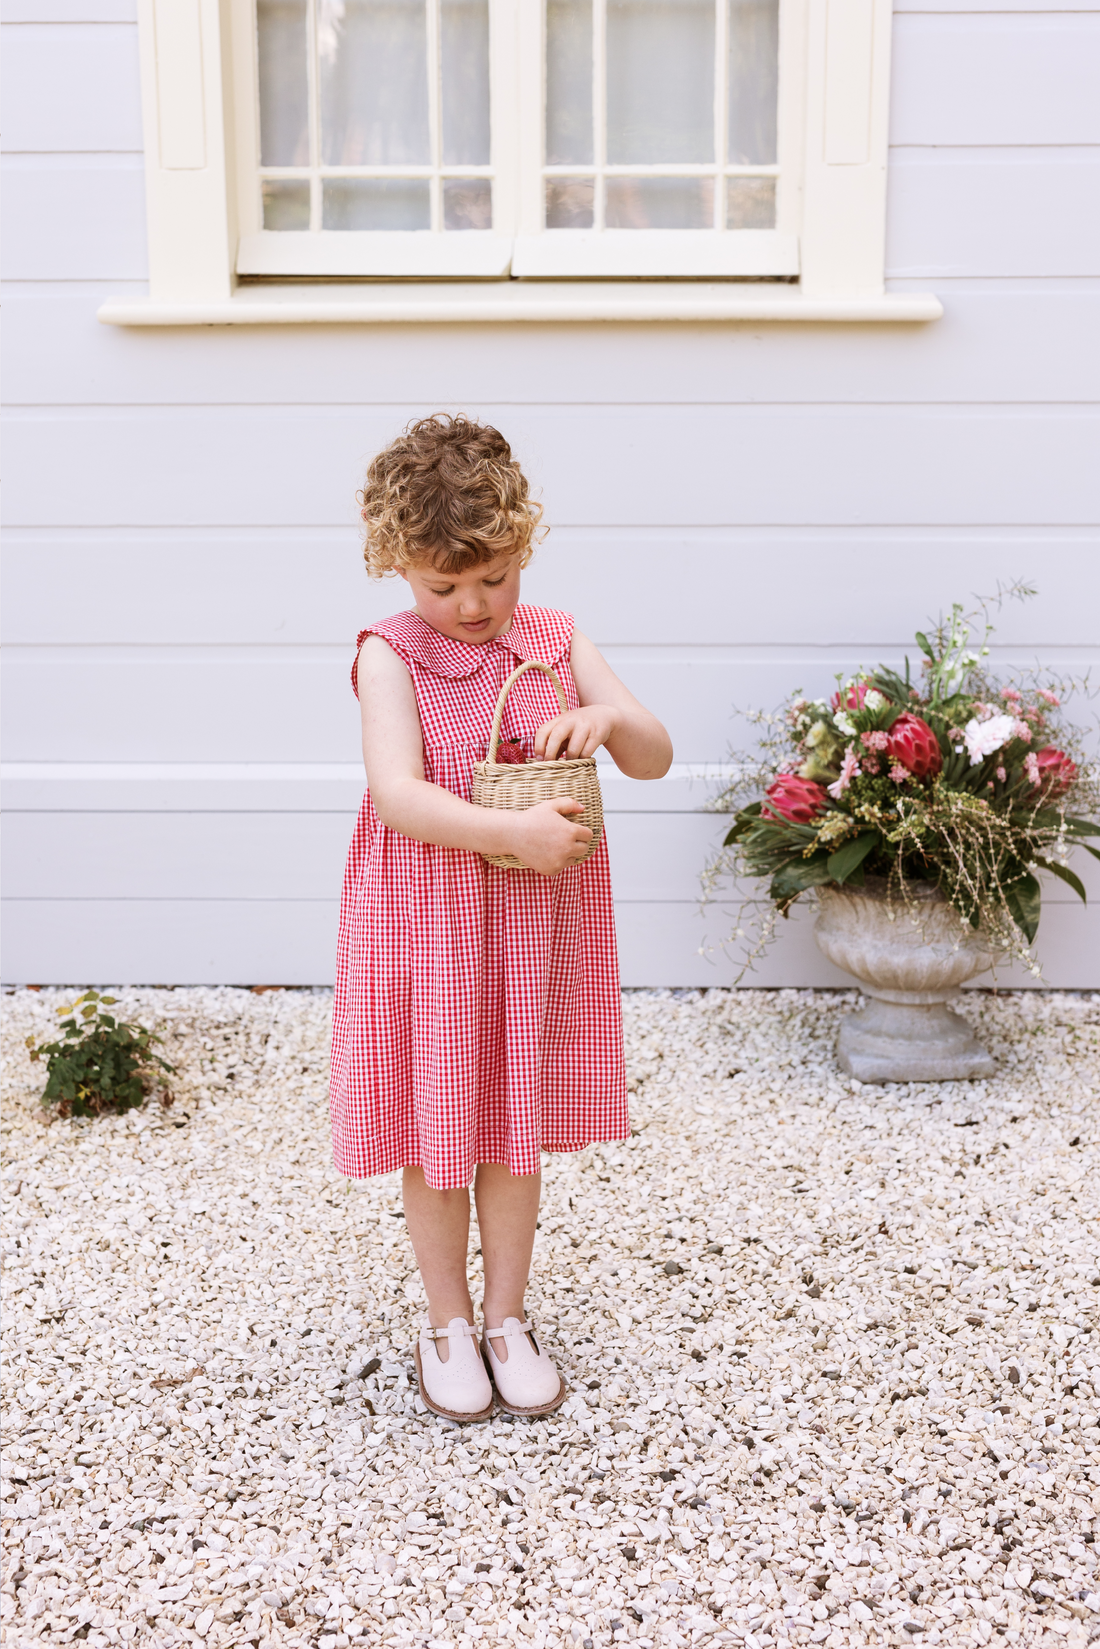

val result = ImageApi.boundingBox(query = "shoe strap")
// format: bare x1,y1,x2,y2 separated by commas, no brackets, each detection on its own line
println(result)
422,1321,477,1341
483,1320,533,1340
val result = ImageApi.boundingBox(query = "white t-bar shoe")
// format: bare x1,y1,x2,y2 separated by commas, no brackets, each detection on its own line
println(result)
414,1319,494,1423
482,1318,567,1417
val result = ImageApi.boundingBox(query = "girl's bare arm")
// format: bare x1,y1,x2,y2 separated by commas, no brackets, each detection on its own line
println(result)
533,629,673,779
358,636,592,876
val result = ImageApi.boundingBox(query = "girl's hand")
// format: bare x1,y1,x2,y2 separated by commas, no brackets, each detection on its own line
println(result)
508,798,593,876
533,705,620,761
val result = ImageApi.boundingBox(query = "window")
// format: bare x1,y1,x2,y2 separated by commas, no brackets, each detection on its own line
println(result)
109,0,939,322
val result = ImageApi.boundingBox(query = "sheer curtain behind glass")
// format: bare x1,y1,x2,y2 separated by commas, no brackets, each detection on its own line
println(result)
545,0,778,232
257,0,492,232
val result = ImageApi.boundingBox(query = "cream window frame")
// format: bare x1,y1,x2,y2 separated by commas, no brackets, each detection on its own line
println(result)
103,0,941,325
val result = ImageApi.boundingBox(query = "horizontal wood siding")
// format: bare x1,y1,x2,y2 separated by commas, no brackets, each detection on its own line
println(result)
2,0,1098,985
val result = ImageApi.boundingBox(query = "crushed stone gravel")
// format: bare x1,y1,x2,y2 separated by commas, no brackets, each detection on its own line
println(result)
2,984,1099,1649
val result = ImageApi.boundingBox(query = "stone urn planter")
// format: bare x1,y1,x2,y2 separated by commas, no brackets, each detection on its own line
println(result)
814,877,996,1083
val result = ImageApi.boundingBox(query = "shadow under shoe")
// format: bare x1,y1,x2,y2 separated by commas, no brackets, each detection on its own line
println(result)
483,1318,567,1417
414,1318,494,1423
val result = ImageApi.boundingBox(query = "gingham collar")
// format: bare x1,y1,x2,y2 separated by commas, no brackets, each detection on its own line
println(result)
383,605,570,678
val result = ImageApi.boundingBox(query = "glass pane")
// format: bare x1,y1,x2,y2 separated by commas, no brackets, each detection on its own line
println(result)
607,0,714,164
323,177,431,228
546,0,593,166
262,178,311,229
606,175,713,228
441,0,490,166
728,0,778,164
545,177,595,228
318,0,430,166
443,177,492,229
257,0,309,166
726,175,775,228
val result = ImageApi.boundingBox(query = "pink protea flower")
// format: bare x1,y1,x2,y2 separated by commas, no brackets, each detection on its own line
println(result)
827,749,862,800
886,713,944,781
762,774,828,825
831,681,871,711
1029,747,1078,799
861,730,890,752
1038,689,1061,707
1011,720,1032,744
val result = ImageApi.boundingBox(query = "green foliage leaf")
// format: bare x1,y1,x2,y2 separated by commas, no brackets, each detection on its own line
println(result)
1064,816,1100,837
1034,857,1087,903
826,831,880,886
770,856,833,905
914,631,932,658
1076,842,1100,864
1005,872,1042,943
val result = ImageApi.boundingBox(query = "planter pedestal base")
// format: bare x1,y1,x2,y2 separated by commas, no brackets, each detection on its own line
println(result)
838,992,996,1084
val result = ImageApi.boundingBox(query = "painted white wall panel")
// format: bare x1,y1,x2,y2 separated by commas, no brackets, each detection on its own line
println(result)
887,153,1100,278
3,896,1093,990
1,158,147,278
6,806,1097,905
4,529,1099,647
1,5,136,18
891,16,1100,148
7,648,1098,765
6,405,1100,527
1,23,142,152
7,286,1100,408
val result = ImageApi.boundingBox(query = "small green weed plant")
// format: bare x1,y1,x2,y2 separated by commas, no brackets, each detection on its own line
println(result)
26,990,175,1118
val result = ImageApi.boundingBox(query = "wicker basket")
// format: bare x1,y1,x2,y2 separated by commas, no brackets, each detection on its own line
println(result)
471,660,604,870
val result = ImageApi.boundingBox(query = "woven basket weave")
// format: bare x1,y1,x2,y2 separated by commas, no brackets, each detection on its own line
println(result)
471,660,604,870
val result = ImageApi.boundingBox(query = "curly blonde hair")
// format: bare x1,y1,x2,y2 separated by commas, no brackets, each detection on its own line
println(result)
359,414,544,578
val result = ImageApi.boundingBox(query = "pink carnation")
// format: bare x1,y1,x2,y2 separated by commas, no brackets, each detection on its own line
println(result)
1038,689,1060,708
996,765,1006,783
1000,687,1022,703
861,730,890,752
889,763,910,783
1011,720,1032,744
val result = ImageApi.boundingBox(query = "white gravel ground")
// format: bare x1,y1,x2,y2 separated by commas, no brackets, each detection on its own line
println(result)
2,986,1099,1649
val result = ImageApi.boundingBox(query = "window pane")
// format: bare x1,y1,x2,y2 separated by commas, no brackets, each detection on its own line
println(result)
441,0,490,166
545,177,595,228
443,177,492,229
726,175,774,228
728,0,778,164
607,0,714,164
263,178,311,228
318,0,430,166
606,175,713,228
257,0,310,166
546,0,593,166
323,177,431,228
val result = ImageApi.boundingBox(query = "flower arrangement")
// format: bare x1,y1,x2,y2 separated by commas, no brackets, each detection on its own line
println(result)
709,594,1099,973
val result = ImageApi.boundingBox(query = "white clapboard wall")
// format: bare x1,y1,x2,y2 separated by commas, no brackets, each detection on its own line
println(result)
2,0,1099,987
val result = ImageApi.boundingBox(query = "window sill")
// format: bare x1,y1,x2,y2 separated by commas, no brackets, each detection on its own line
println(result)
97,282,942,327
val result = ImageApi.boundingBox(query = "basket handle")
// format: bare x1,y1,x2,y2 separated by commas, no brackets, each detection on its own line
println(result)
487,660,568,763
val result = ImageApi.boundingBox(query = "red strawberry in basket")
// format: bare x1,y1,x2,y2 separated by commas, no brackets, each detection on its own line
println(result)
495,739,527,765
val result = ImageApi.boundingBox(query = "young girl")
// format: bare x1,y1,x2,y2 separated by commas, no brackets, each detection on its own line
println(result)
329,415,672,1423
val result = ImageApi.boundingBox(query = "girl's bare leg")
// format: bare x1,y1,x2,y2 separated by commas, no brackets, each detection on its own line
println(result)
402,1167,474,1361
475,1164,541,1361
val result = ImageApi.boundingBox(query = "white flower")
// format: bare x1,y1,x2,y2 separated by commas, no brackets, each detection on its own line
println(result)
962,713,1015,766
863,689,887,712
833,711,856,736
827,748,862,799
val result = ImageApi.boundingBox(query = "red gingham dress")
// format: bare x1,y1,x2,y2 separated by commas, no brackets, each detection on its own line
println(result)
328,603,628,1191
